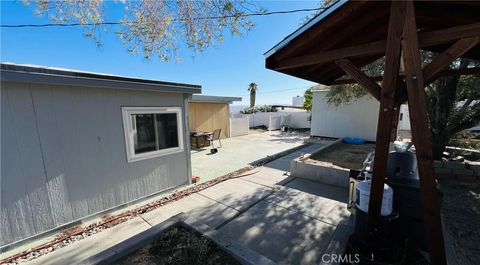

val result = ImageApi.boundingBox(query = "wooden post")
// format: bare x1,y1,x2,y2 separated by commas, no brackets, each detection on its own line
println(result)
367,0,406,236
402,1,446,264
390,102,401,140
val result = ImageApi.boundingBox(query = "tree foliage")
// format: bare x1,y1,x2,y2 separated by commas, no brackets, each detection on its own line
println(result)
302,87,313,111
325,54,480,159
240,105,277,114
28,0,260,61
248,82,258,108
326,58,383,106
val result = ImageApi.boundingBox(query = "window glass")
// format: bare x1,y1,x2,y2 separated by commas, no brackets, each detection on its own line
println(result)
156,113,179,149
123,107,183,162
133,113,179,154
134,114,156,154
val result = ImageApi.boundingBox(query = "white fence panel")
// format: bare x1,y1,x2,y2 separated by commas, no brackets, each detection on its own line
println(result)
269,114,282,131
289,112,310,128
240,111,310,130
311,90,379,141
251,112,270,127
230,117,250,137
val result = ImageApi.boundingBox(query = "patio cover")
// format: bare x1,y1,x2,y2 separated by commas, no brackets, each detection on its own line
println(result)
266,0,480,85
265,1,480,264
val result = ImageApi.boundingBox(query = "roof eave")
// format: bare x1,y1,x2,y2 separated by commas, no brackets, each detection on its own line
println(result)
264,0,349,59
1,70,202,94
190,95,242,104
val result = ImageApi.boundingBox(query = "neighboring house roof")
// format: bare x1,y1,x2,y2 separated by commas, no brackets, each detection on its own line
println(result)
1,62,202,94
190,95,242,104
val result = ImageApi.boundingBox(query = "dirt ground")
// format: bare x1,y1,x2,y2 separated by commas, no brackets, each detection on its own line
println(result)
115,226,241,265
440,181,480,265
309,142,375,170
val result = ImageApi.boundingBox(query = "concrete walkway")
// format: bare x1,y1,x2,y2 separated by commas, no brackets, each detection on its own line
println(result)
191,130,309,182
24,144,351,265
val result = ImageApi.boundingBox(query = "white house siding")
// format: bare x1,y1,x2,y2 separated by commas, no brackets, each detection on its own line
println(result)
397,104,411,131
292,96,304,106
311,90,379,141
1,81,190,246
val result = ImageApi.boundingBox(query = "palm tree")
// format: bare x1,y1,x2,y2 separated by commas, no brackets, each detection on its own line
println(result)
248,82,258,108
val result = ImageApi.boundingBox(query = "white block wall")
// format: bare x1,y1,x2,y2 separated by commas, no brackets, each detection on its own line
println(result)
310,90,379,141
242,111,310,130
230,117,250,137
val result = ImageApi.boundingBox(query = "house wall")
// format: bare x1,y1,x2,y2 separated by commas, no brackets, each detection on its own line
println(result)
188,102,230,138
398,104,411,131
292,96,304,106
1,81,191,247
311,90,379,141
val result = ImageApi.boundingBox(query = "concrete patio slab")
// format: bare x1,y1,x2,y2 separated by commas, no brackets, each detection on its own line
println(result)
239,166,290,188
18,143,352,265
239,144,326,188
141,193,239,229
261,144,324,172
197,178,273,212
265,187,350,226
219,201,337,265
191,131,309,182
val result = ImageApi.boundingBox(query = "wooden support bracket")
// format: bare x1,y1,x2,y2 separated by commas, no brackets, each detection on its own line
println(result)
423,36,480,86
334,59,382,101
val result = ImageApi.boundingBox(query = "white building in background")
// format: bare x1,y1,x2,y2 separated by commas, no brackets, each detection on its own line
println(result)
396,102,480,133
398,104,411,131
310,89,379,141
310,88,478,142
292,96,304,106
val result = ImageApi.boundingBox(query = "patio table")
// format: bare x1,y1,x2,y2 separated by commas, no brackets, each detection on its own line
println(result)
190,131,211,149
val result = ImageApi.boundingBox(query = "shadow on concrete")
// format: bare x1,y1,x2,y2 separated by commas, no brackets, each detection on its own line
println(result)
260,158,292,172
191,178,350,265
214,190,350,265
284,178,349,204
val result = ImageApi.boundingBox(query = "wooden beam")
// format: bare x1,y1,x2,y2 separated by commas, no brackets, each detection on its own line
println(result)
272,22,480,71
435,67,480,78
330,67,480,85
419,22,480,48
402,2,446,264
278,41,386,70
391,103,401,140
334,59,381,101
423,36,480,86
367,0,406,237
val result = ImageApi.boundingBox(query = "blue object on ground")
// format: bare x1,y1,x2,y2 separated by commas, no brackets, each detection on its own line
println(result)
343,137,366,144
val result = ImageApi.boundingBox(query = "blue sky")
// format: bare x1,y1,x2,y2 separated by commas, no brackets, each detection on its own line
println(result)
1,1,320,105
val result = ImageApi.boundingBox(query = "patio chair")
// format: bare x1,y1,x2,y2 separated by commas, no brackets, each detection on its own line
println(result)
209,129,222,149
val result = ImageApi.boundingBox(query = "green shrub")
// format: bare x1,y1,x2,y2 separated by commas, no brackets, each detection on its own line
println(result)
240,105,277,114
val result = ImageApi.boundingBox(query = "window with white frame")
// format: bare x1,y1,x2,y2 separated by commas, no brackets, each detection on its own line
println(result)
122,107,184,162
